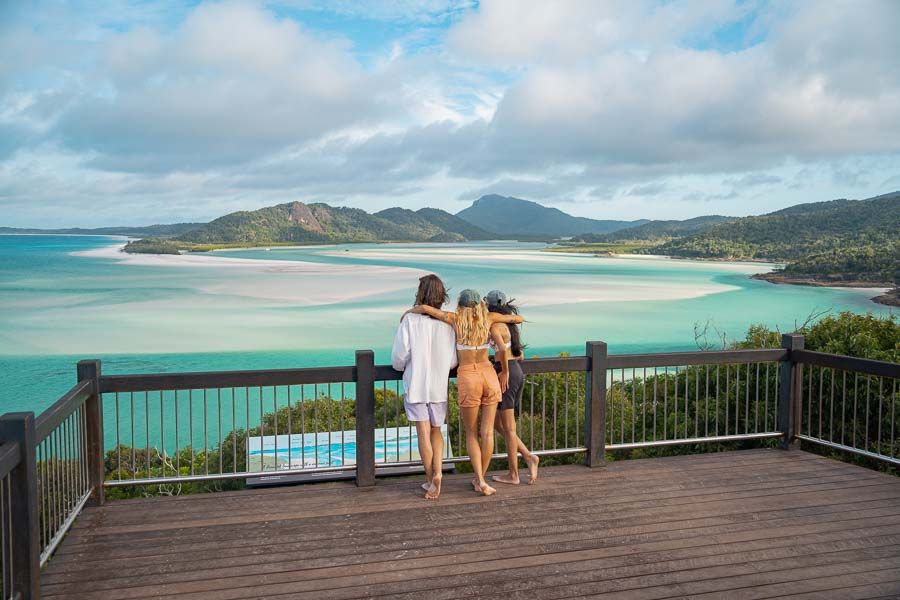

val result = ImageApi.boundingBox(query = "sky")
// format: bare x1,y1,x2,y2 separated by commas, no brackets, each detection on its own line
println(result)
1,0,899,227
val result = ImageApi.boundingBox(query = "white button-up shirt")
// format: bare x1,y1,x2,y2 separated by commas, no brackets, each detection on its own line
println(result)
391,313,457,404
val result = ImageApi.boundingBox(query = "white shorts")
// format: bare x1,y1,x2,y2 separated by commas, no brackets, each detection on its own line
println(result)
404,401,448,426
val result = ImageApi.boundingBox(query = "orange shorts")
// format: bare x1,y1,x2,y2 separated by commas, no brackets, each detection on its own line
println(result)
457,362,502,408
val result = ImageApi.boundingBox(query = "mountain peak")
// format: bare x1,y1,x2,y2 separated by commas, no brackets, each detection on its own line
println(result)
457,194,647,237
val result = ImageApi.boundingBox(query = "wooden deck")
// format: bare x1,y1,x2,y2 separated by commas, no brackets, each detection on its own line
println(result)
40,449,900,599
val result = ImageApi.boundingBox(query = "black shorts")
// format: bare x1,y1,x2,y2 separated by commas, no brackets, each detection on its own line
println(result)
495,360,524,412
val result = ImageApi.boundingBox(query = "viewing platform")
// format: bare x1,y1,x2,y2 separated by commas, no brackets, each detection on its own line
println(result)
42,449,900,599
1,335,898,599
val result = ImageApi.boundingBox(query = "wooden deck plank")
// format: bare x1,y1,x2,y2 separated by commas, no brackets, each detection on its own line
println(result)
40,450,900,600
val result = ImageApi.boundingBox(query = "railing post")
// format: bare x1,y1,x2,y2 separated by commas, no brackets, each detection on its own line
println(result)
777,334,804,450
585,341,607,467
354,350,376,487
77,360,104,505
0,412,41,599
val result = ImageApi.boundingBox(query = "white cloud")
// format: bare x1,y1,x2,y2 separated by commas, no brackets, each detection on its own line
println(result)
1,0,900,226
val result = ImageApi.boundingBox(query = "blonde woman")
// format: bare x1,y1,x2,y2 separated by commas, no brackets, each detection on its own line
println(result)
411,289,524,496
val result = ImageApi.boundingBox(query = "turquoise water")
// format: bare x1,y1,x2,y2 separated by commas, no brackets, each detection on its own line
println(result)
0,235,892,416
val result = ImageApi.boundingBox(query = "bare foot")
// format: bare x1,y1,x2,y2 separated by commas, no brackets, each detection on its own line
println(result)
472,479,496,496
425,475,442,500
492,473,520,485
526,455,540,484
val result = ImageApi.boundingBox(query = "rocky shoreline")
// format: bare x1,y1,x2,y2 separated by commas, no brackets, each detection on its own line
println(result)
753,273,899,307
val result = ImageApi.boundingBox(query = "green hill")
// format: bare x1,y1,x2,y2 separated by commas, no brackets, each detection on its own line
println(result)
655,192,899,266
125,201,503,253
415,208,494,240
574,215,737,242
456,194,647,237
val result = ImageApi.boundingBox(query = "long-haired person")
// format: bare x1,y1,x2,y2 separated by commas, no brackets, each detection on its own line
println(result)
411,289,524,496
485,290,539,485
392,275,457,500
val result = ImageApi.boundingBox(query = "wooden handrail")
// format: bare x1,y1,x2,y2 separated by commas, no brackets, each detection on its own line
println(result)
793,349,900,379
34,379,92,442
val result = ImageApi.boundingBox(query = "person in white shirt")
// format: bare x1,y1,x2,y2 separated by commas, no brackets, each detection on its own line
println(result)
392,274,457,500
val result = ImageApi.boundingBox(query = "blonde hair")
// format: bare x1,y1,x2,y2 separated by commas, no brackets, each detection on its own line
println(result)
455,301,491,347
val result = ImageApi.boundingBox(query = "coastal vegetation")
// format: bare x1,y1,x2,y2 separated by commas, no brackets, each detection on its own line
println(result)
102,311,899,498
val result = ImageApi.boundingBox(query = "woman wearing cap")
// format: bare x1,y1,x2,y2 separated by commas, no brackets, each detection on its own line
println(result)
410,289,523,496
485,290,539,485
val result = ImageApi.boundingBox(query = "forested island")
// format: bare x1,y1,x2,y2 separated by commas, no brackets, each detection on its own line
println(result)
553,191,900,306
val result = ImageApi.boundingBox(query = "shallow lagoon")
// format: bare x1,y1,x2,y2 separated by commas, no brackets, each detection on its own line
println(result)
0,235,891,414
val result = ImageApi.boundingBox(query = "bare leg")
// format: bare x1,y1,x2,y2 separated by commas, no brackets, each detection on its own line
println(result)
425,425,443,500
414,420,433,494
462,406,495,496
479,403,498,479
492,409,521,484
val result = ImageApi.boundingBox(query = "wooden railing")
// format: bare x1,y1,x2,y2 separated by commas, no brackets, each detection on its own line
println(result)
1,335,897,599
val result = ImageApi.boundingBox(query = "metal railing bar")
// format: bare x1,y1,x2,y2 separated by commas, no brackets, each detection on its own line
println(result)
797,434,900,467
103,463,358,487
39,489,91,568
608,431,783,451
34,380,92,442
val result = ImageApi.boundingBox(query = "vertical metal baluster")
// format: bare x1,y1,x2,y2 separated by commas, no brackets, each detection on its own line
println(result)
877,377,883,455
564,373,569,447
573,373,580,448
231,388,237,473
642,368,647,443
160,391,166,476
380,381,386,465
65,415,72,514
890,378,896,459
245,387,251,472
865,376,871,452
608,370,614,444
734,364,741,434
694,365,703,438
145,393,150,479
673,366,679,438
204,389,209,476
754,363,760,433
272,387,279,472
541,376,547,450
329,383,335,466
218,389,223,475
341,383,346,465
744,363,750,434
829,369,835,442
397,381,403,462
764,363,770,431
661,367,667,439
684,366,690,439
286,386,293,470
724,365,730,436
807,365,813,437
715,365,720,436
530,380,535,450
553,375,558,450
840,371,847,446
704,365,710,437
653,370,658,441
301,384,307,469
174,389,179,475
631,368,637,443
853,374,859,449
818,366,824,439
115,392,121,481
258,386,265,471
130,392,135,480
189,389,195,475
52,429,59,532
